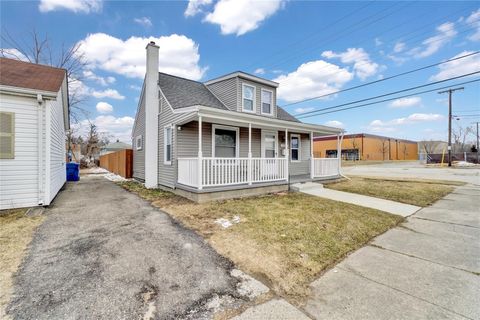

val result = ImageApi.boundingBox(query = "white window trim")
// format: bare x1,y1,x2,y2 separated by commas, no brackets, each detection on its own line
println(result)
135,135,143,151
0,111,15,159
260,88,274,116
164,125,173,165
290,134,301,162
261,130,278,158
242,83,256,113
212,124,240,158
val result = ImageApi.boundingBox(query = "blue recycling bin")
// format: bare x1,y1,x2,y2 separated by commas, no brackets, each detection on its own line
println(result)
66,162,80,181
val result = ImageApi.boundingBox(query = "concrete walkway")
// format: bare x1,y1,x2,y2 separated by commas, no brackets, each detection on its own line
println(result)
303,184,480,320
292,182,420,217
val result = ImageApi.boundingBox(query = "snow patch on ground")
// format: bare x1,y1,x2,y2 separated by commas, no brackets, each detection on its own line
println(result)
103,173,127,182
214,215,241,229
231,269,270,299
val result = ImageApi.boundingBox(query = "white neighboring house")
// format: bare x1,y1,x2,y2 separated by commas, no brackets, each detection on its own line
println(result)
0,58,70,210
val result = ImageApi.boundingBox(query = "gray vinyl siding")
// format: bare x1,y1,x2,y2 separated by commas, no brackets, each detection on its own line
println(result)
158,93,176,188
206,78,237,111
279,132,312,176
177,121,262,158
237,78,277,118
132,90,145,180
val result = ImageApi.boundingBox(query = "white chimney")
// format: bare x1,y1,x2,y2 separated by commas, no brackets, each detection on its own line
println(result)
144,41,159,188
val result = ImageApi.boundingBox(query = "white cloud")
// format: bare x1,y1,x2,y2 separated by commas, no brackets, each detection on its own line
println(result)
184,0,213,17
430,50,480,81
324,120,344,128
91,88,125,100
465,9,480,42
83,70,115,86
389,97,422,108
78,33,207,80
375,38,383,46
0,48,29,61
294,107,314,114
134,17,153,27
204,0,284,36
370,113,445,127
73,115,134,143
96,102,113,114
322,48,379,80
129,84,142,91
274,60,353,102
393,41,406,53
39,0,102,13
408,22,457,58
254,68,265,75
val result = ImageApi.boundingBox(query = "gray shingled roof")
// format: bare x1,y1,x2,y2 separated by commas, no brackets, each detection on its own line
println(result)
277,106,300,122
158,72,300,123
158,73,227,110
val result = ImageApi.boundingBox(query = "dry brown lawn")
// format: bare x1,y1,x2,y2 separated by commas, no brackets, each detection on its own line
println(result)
118,181,402,303
325,177,457,207
0,209,44,319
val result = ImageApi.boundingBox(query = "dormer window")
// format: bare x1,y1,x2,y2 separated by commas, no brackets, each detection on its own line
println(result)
261,89,273,115
242,84,255,112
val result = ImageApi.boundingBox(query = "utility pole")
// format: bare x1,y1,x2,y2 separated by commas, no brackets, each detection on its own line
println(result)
438,87,464,167
473,121,479,164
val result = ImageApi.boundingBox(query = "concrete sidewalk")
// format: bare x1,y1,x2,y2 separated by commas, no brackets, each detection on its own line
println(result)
303,184,480,320
292,182,420,217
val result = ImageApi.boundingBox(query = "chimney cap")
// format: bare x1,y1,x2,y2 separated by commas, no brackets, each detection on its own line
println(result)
149,41,156,45
146,41,159,49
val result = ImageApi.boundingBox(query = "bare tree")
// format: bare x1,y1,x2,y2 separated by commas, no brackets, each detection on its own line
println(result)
1,29,89,122
85,123,100,160
378,138,389,161
421,140,441,155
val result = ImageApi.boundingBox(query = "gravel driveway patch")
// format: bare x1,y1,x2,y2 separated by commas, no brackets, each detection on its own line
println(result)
6,176,245,319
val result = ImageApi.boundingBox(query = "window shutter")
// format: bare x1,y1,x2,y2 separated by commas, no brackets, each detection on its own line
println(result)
0,112,15,159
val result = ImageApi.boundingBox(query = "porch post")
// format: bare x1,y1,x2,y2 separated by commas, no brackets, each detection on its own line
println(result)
337,132,344,175
248,123,252,185
310,131,314,179
198,116,203,190
285,128,289,181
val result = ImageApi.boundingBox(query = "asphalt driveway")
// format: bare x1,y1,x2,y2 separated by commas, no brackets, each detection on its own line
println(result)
7,176,242,319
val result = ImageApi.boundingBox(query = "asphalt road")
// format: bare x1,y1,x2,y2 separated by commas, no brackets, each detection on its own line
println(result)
342,161,480,185
7,176,243,320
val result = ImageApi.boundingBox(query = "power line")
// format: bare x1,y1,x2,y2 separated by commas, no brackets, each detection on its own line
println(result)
282,51,480,107
256,4,476,73
275,23,479,100
296,71,480,118
296,78,479,119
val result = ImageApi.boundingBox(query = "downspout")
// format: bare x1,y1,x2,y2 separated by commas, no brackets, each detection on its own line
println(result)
37,94,44,205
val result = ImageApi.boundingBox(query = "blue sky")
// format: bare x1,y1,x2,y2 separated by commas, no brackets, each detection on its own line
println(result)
1,0,479,143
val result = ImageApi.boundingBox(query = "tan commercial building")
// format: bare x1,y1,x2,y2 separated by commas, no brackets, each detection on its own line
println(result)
313,133,418,161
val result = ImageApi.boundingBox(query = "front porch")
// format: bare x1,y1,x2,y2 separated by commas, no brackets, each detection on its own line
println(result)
174,111,344,192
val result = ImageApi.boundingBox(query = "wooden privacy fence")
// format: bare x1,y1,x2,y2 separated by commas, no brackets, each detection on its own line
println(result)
99,149,133,178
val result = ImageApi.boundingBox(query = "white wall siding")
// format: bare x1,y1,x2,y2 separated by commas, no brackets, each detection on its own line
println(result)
0,94,44,209
158,94,176,188
47,91,66,204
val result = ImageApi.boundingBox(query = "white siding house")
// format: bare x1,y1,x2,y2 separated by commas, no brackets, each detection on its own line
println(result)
0,58,69,210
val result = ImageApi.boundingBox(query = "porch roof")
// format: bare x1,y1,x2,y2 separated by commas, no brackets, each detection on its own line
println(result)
173,105,344,135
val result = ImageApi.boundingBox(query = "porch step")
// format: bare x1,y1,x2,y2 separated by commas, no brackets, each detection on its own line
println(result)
290,182,323,192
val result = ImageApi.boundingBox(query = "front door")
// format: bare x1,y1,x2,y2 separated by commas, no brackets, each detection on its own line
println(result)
261,131,278,178
262,131,277,158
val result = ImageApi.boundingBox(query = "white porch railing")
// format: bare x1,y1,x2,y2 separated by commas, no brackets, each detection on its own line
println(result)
312,158,340,178
178,157,288,188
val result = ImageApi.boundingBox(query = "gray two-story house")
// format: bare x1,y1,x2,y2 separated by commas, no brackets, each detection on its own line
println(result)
132,42,344,202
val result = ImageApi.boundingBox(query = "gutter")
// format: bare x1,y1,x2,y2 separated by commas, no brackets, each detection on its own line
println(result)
180,105,344,135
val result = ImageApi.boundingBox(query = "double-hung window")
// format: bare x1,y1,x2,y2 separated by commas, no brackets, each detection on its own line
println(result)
242,84,255,112
164,126,172,165
135,135,143,151
291,134,300,161
0,112,14,159
261,89,273,115
213,125,238,158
